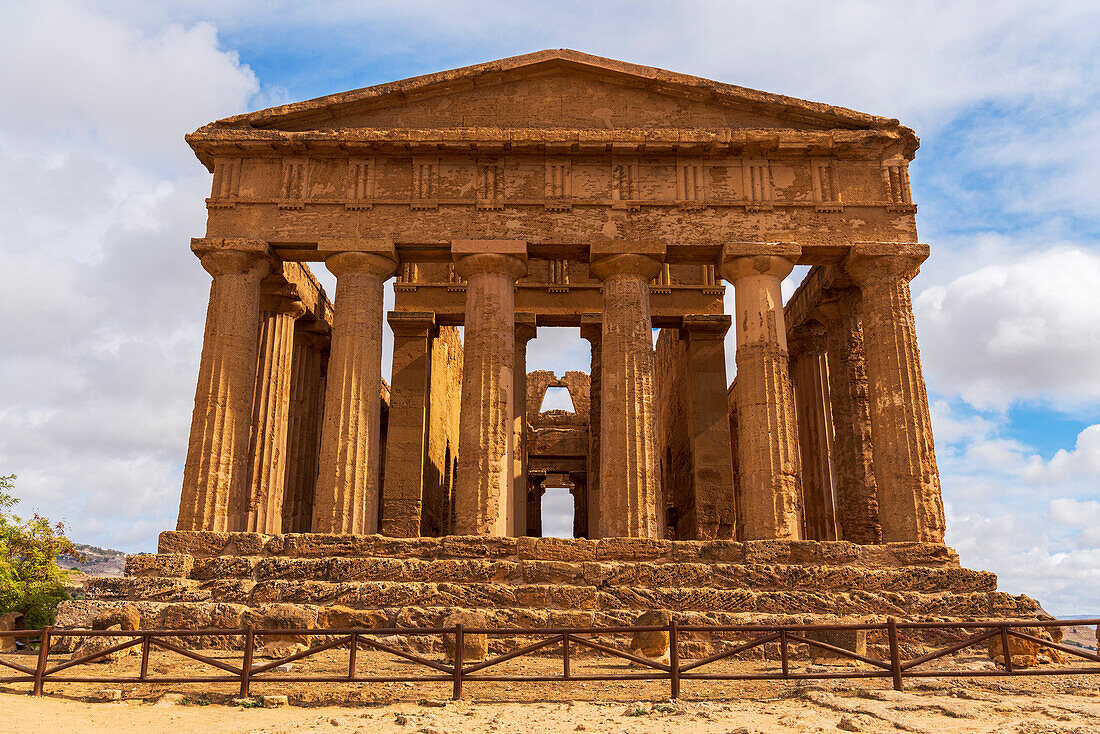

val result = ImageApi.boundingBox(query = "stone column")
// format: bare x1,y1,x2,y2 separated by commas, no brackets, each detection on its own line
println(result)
681,315,736,540
312,242,397,534
453,241,528,536
178,238,271,532
527,476,544,537
381,311,437,536
512,314,537,537
571,473,588,539
580,314,602,539
816,291,881,544
721,246,803,540
787,322,839,541
281,325,329,534
241,288,306,533
845,244,945,543
590,242,664,538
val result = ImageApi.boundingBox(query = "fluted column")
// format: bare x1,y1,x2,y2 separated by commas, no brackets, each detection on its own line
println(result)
281,326,329,534
845,244,945,543
816,291,881,544
681,314,736,540
312,247,397,534
580,314,602,539
590,245,664,538
453,241,528,536
722,247,802,540
381,311,436,537
787,322,838,541
512,314,537,537
240,291,306,533
178,238,271,532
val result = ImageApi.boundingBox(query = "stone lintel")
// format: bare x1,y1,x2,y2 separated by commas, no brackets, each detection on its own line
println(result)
316,238,397,259
850,242,930,260
721,241,801,262
680,314,731,339
451,239,528,258
515,312,537,342
190,237,270,259
579,313,602,341
589,239,666,260
387,310,437,336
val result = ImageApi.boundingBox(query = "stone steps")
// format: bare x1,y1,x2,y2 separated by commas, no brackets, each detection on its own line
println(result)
56,532,1042,653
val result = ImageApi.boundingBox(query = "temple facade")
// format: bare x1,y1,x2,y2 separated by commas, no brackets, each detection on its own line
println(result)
177,50,944,545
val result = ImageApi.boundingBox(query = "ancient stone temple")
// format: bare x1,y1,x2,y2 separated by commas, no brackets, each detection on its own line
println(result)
62,50,1041,643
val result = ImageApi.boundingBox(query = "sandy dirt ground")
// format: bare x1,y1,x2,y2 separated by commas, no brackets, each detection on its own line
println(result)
3,646,1100,733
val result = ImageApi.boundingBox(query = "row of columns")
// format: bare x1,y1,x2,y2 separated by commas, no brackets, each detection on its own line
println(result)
179,237,943,544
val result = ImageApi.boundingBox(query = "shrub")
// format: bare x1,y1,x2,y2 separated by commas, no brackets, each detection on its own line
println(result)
0,475,79,629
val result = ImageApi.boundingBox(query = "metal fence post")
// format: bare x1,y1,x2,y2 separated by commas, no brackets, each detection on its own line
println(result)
240,625,255,698
669,618,680,699
32,627,51,697
887,618,903,691
452,624,464,700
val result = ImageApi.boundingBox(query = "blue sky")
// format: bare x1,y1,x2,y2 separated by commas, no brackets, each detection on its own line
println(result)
0,1,1098,615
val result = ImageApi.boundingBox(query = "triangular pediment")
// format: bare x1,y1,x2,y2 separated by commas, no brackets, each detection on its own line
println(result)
203,50,907,137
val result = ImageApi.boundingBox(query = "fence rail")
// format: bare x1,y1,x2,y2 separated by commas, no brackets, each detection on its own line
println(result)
1,618,1097,699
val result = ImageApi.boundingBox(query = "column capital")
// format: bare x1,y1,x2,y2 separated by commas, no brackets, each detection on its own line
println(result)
191,238,271,278
844,243,929,286
589,240,665,282
386,310,437,337
515,312,537,344
786,321,828,358
260,283,307,318
325,251,398,279
452,240,528,279
681,314,732,340
721,250,799,283
813,288,862,324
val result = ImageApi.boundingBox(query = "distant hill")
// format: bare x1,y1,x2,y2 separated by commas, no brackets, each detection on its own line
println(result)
59,543,126,578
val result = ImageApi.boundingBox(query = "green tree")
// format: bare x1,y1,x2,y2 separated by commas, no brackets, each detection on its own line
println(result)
0,475,79,629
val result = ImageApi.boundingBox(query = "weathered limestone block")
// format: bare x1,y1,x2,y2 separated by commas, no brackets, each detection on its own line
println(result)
324,556,408,581
442,610,489,663
253,557,328,580
534,536,597,561
159,530,232,557
0,612,21,653
125,553,194,578
696,541,745,563
191,556,256,580
204,579,257,604
280,533,382,558
442,535,518,558
72,624,138,664
249,603,317,658
546,585,598,610
884,542,960,568
629,610,672,663
596,537,670,561
521,560,587,585
313,247,398,534
317,605,389,629
87,577,210,603
987,626,1064,668
92,605,141,632
803,628,867,665
435,583,520,608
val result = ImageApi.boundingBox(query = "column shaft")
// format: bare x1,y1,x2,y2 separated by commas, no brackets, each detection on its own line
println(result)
381,312,436,537
312,251,396,534
512,315,537,537
846,246,945,542
788,323,838,541
178,241,270,532
682,315,736,540
580,315,602,539
241,298,304,533
817,292,881,544
453,248,527,535
723,252,802,540
281,328,328,533
591,254,663,538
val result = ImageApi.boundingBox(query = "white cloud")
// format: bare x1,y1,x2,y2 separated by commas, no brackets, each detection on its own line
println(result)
1025,424,1100,483
915,246,1100,411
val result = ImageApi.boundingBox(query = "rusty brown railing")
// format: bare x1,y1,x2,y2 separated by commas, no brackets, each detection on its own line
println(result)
1,618,1097,699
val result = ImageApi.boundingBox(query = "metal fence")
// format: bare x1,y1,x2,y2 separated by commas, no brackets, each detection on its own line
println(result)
1,617,1097,699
